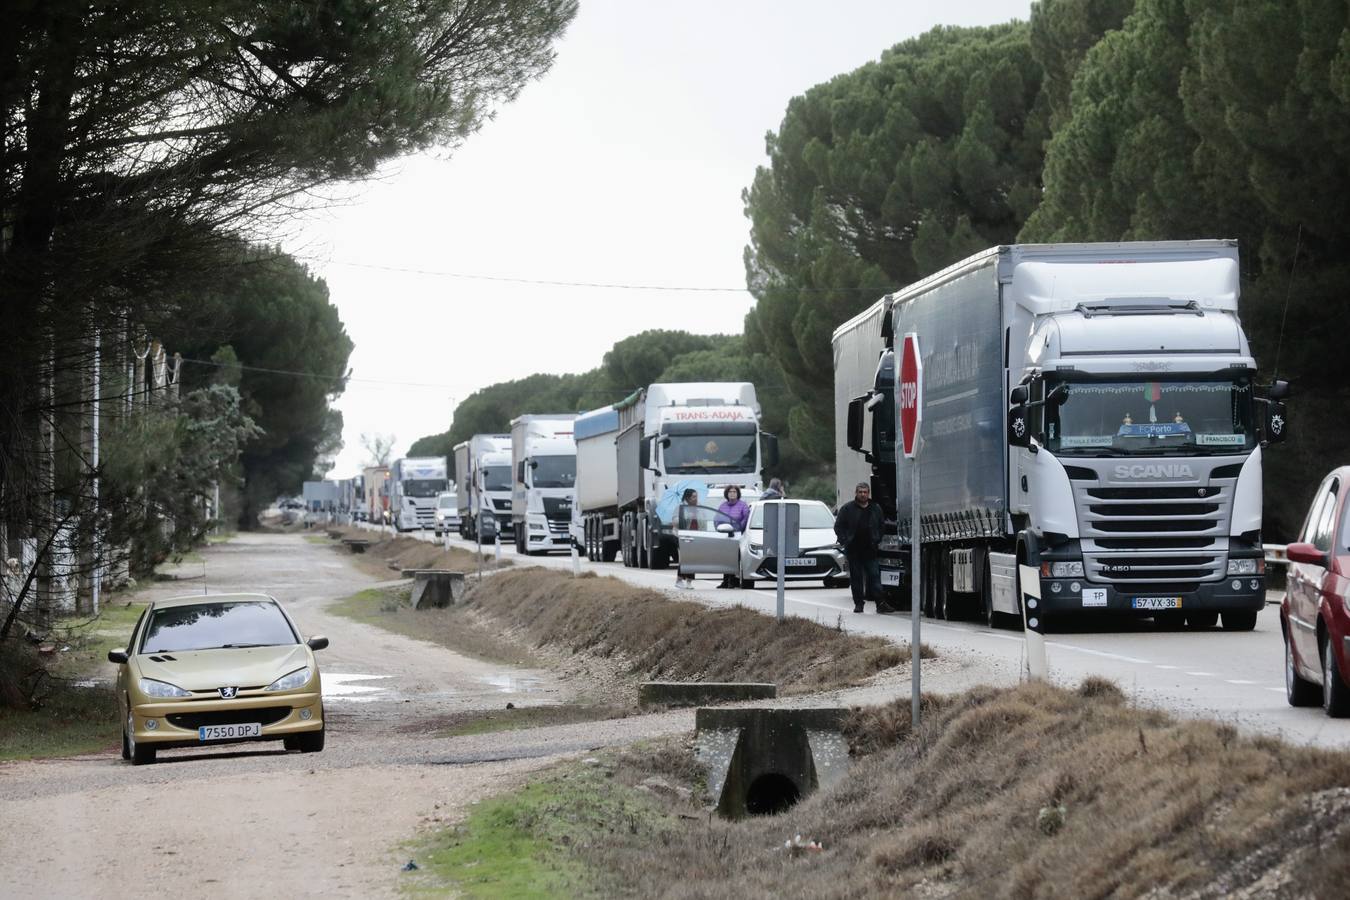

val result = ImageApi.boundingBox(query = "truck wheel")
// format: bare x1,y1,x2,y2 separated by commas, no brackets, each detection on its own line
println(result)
1286,630,1320,707
1221,611,1258,631
1185,611,1219,630
1323,635,1350,718
980,556,995,628
933,550,948,620
601,540,618,563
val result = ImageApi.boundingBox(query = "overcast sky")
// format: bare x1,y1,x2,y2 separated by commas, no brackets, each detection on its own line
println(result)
294,0,1032,478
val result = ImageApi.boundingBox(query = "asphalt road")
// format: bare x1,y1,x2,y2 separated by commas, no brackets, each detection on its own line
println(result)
398,524,1350,750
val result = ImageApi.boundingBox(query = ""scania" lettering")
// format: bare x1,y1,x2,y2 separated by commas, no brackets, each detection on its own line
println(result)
1112,464,1195,479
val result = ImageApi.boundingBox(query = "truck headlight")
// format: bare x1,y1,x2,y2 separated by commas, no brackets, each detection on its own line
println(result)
265,667,311,693
1048,561,1084,578
139,678,191,699
1227,558,1260,576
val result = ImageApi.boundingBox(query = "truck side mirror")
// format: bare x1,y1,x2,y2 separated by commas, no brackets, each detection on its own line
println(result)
639,437,651,470
846,397,866,453
761,432,780,469
1008,405,1032,447
1009,385,1029,405
517,461,526,482
1269,379,1291,401
1264,400,1289,445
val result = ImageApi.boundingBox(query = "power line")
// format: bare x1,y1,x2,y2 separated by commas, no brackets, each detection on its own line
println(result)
178,356,454,390
324,258,896,294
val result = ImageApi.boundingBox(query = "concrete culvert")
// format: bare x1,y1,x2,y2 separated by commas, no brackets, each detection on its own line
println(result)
745,773,802,816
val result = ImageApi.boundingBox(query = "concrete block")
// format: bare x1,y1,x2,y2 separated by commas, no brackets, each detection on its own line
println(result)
639,682,776,708
409,570,467,609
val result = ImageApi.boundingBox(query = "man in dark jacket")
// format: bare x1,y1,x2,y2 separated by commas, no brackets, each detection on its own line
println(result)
834,482,885,613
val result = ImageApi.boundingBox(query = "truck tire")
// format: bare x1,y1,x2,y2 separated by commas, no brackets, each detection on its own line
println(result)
1221,610,1258,631
933,549,948,620
1286,629,1320,707
601,540,618,563
980,555,995,627
1323,635,1350,718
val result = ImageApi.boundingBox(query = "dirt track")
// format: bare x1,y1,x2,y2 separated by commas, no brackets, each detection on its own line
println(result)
0,533,691,899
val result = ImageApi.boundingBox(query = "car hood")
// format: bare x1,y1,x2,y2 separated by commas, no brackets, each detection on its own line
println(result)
747,526,838,551
135,645,310,691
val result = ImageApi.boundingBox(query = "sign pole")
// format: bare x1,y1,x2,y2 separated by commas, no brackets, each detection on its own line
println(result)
898,332,924,729
776,505,787,623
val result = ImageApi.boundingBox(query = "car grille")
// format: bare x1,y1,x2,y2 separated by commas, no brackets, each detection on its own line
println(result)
167,707,292,730
1073,477,1233,587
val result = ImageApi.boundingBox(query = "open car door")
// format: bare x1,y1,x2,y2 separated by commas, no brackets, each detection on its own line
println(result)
675,504,741,576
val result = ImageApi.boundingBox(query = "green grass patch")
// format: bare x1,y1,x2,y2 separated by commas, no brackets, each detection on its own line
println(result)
401,764,666,898
50,600,145,677
431,704,628,738
0,686,119,761
303,534,333,544
205,532,237,544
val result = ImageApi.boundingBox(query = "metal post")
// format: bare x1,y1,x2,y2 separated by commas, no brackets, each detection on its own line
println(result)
571,542,581,577
910,451,921,728
775,505,787,623
476,515,483,583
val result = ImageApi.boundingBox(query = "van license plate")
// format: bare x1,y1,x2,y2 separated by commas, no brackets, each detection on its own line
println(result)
1081,589,1108,607
1131,597,1182,611
199,723,262,741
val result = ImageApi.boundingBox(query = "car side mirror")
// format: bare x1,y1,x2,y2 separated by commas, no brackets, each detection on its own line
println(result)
1008,405,1032,447
307,636,329,651
716,523,736,535
1285,542,1326,567
108,648,129,664
1264,400,1288,445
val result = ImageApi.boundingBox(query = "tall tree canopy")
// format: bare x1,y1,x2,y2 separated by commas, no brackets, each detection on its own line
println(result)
741,22,1049,462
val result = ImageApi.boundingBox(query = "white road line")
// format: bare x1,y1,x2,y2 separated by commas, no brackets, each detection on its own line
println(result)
1155,664,1179,670
1264,688,1286,694
1186,671,1216,677
1225,679,1259,685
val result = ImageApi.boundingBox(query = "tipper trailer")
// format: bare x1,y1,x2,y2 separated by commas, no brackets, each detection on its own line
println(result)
837,241,1289,628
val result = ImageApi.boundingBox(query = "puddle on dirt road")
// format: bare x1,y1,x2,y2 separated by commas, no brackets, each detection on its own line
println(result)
322,672,392,703
478,673,548,693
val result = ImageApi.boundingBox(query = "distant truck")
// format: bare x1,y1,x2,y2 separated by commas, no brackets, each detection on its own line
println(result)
509,414,577,555
453,435,513,543
835,240,1288,629
363,465,390,524
575,383,778,569
389,456,449,531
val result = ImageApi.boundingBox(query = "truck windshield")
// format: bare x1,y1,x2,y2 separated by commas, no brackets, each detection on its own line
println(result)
664,432,757,474
403,478,447,498
1044,376,1256,457
483,466,511,492
437,494,456,509
532,455,576,488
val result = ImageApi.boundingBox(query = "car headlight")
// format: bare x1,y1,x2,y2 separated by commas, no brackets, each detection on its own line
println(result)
265,667,312,693
1049,561,1085,578
139,678,191,699
749,543,765,555
1227,558,1260,576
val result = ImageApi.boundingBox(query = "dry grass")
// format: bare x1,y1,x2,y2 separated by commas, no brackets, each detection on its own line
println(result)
459,568,915,695
329,528,506,578
562,680,1350,898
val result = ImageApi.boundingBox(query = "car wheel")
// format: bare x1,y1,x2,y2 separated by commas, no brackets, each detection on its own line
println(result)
126,712,156,765
1323,636,1350,718
296,727,325,753
1221,610,1258,631
1286,632,1320,707
120,717,131,761
1185,611,1219,630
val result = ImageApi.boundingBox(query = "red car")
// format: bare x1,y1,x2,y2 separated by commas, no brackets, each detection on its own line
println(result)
1282,466,1350,716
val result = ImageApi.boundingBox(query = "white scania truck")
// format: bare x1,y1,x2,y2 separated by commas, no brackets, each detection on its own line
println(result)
453,434,513,543
575,383,778,568
389,457,450,531
836,240,1289,629
510,414,577,555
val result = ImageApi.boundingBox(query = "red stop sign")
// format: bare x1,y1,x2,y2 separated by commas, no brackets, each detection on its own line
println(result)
899,333,922,458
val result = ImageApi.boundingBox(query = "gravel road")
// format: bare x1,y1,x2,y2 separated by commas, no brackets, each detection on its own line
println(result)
0,533,691,899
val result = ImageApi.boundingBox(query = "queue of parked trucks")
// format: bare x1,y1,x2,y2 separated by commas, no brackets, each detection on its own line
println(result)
335,241,1296,635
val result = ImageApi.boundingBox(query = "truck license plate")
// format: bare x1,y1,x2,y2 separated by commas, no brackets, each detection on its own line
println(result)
1081,588,1107,607
880,570,900,587
1131,597,1182,611
198,723,261,741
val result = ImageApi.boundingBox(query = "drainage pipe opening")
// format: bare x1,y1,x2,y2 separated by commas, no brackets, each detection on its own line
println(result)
745,773,801,816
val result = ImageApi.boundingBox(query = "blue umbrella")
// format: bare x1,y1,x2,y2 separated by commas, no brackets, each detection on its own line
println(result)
654,478,709,527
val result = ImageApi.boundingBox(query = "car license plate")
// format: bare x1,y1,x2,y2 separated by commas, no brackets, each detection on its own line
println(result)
198,723,262,741
785,557,815,567
1131,597,1182,611
880,570,900,587
1081,588,1108,608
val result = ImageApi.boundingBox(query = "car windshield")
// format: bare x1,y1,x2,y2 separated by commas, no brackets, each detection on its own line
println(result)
749,502,836,530
403,478,446,498
1043,376,1257,457
141,601,298,653
483,466,511,492
532,455,576,488
664,432,756,474
437,494,456,508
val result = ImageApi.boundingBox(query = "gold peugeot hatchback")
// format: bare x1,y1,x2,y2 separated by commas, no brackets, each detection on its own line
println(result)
109,593,328,765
